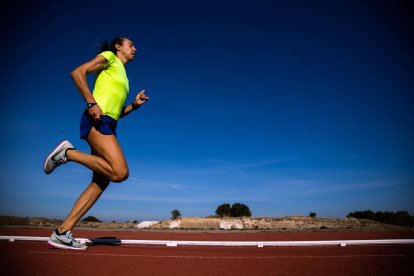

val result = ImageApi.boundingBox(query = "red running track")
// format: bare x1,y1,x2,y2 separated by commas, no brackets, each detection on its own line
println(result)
1,228,413,275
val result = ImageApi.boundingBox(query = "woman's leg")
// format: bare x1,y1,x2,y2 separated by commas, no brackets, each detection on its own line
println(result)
66,128,129,182
58,128,129,232
58,173,109,233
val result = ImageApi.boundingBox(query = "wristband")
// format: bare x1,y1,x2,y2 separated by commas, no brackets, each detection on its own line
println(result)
132,101,140,110
87,102,97,109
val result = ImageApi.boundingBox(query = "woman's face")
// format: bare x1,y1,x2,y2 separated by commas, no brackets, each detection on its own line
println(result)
117,38,137,63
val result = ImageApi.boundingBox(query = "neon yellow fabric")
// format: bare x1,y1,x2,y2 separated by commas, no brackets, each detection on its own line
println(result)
93,51,129,120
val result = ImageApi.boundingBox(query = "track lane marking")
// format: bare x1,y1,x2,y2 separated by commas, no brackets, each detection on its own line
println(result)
1,250,413,259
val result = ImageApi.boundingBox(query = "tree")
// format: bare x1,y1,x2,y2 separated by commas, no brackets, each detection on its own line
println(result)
309,212,317,218
171,209,182,219
214,202,252,217
81,215,101,223
347,210,414,226
230,202,252,217
215,203,232,217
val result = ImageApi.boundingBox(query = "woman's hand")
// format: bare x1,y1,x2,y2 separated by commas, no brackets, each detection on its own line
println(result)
119,90,149,118
89,104,103,120
134,90,149,107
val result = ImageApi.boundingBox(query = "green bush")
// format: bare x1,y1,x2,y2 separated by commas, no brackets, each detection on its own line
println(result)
171,209,182,219
215,203,232,217
230,202,252,217
347,210,414,226
81,215,102,223
215,202,252,217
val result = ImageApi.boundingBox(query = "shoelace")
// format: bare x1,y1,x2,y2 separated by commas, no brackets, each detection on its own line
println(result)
55,156,67,164
65,231,75,241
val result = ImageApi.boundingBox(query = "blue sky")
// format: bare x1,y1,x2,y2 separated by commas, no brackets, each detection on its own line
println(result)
1,0,413,222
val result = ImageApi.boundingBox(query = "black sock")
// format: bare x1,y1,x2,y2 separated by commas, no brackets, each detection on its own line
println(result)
56,229,68,235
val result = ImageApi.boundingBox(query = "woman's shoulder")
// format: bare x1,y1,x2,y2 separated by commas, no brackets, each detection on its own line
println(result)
98,51,116,62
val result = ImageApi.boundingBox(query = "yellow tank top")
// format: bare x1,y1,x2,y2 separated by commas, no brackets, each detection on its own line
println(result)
93,51,129,120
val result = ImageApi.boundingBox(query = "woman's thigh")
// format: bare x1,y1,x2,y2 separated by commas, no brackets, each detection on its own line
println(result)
86,127,128,174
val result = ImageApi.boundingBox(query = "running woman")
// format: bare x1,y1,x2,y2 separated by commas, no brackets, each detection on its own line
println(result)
43,37,149,250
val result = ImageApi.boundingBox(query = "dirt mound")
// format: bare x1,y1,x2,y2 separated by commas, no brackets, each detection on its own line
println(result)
147,216,410,231
1,215,412,231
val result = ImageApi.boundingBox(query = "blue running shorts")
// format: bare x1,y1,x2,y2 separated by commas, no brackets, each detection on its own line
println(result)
80,110,118,139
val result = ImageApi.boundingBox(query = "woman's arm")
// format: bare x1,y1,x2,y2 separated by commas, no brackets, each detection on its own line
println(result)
70,55,107,120
120,90,149,118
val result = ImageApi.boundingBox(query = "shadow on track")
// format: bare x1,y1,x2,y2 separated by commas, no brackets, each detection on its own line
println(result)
88,237,122,246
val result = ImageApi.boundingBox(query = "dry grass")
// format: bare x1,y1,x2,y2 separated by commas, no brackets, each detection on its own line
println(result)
147,216,411,231
1,215,412,232
0,216,135,230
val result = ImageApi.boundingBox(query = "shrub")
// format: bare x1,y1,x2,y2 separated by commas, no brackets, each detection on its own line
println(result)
347,210,414,226
230,202,252,217
171,209,182,219
215,202,252,217
0,216,30,226
215,203,232,217
82,215,102,223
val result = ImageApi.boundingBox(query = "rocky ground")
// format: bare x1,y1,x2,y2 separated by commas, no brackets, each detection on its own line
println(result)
1,215,412,232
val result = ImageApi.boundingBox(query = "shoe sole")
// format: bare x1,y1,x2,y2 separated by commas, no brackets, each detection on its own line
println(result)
48,240,87,250
43,140,70,174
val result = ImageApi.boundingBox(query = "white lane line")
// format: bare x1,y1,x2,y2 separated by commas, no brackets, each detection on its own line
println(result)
1,236,414,247
1,250,413,259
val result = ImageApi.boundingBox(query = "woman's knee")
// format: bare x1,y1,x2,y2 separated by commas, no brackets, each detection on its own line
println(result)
110,167,129,183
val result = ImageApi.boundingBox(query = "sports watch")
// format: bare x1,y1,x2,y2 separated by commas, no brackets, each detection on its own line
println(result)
87,102,97,109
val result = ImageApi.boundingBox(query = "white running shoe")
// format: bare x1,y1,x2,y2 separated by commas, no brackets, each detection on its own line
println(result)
43,140,74,174
48,229,88,250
